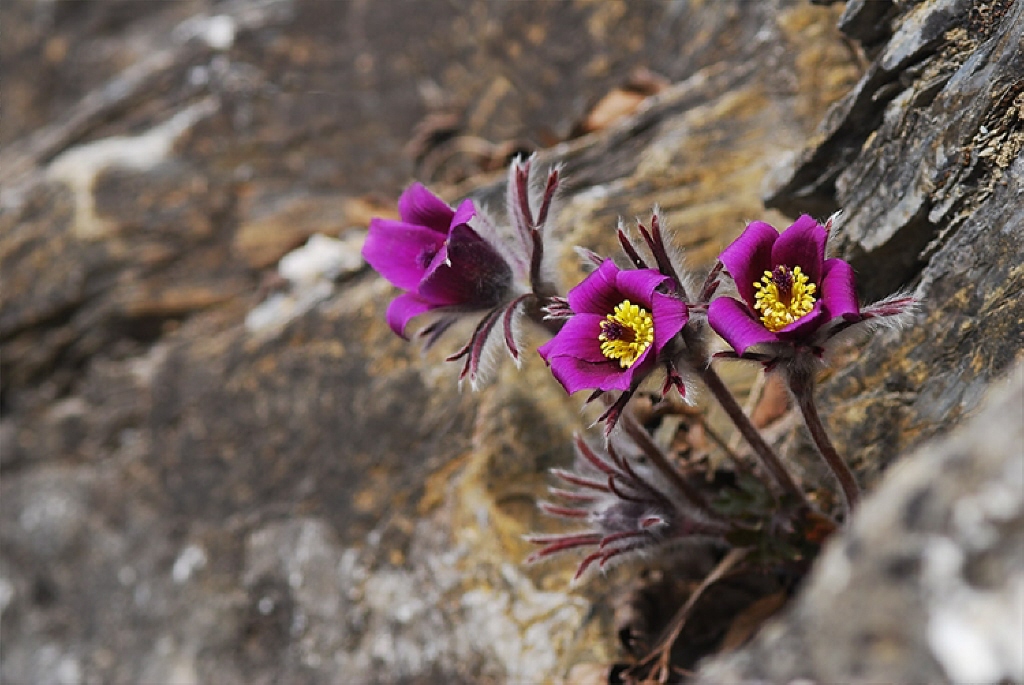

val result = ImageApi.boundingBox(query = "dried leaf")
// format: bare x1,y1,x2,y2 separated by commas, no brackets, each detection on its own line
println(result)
579,88,648,134
717,591,788,652
750,372,790,428
575,68,669,136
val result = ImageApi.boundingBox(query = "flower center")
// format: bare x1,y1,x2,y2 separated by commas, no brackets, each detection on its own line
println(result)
598,300,654,368
753,265,817,332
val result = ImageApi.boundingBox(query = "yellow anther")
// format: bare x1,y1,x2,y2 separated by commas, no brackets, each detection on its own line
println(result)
598,300,655,368
752,265,817,332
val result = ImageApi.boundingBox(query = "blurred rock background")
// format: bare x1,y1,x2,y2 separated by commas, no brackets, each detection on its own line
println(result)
1,0,1020,683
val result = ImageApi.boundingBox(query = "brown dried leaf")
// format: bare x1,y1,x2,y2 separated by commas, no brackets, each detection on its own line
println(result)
576,68,669,136
717,591,788,653
750,372,790,428
579,88,648,135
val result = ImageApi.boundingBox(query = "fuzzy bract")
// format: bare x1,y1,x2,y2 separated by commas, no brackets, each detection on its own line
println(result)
362,183,513,338
527,435,721,583
537,260,688,394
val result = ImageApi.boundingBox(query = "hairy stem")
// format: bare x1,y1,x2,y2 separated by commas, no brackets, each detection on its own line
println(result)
697,363,806,505
786,365,860,515
619,410,725,525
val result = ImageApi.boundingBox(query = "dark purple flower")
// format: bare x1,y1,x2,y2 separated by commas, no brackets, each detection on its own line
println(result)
362,183,512,338
537,260,688,394
707,216,859,356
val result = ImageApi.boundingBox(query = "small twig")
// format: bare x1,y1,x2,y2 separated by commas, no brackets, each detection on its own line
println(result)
640,548,749,683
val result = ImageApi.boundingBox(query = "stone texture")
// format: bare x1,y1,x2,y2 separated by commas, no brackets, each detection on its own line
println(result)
692,0,1024,680
696,362,1024,684
766,0,1024,488
1,0,1021,684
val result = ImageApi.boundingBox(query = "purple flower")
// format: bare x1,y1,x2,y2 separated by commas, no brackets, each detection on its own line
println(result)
538,260,688,394
362,183,512,338
707,216,860,357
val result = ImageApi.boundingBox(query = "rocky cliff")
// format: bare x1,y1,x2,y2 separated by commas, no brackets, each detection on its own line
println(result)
2,0,1021,683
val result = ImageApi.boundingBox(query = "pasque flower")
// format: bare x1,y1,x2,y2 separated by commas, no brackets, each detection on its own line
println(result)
538,259,688,395
362,183,512,338
707,215,859,357
707,214,917,514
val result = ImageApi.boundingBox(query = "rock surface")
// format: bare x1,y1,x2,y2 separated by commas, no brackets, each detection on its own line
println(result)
773,0,1024,487
1,0,1021,684
696,363,1024,684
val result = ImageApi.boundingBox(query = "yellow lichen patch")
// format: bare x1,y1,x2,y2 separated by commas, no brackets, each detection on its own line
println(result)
598,300,654,368
753,265,817,331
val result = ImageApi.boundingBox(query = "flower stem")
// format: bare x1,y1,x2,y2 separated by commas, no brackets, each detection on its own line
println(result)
697,363,806,505
619,410,725,525
785,365,860,515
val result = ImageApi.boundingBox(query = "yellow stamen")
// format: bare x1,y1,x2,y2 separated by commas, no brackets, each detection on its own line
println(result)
753,265,817,332
598,300,655,368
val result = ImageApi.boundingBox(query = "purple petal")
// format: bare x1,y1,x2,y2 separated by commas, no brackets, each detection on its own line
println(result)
615,268,671,309
719,222,778,306
771,215,826,284
397,183,455,233
386,292,435,338
774,299,827,339
418,223,512,306
545,355,632,394
708,297,780,355
416,241,469,307
566,260,623,315
451,198,476,228
423,240,451,280
537,313,609,364
820,258,860,319
362,219,446,291
650,292,688,354
623,348,656,387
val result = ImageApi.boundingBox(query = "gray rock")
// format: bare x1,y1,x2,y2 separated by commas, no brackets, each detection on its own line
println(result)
2,0,1021,682
696,362,1024,684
